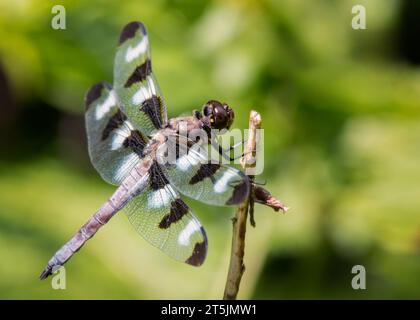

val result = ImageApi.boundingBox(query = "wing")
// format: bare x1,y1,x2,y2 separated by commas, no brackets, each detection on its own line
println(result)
113,21,167,137
124,161,207,266
159,136,250,206
85,82,148,185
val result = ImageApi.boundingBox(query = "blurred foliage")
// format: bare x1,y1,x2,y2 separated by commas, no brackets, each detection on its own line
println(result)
0,0,420,299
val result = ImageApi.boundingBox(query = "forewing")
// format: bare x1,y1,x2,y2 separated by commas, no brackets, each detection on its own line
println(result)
85,82,148,185
124,162,207,266
113,21,167,137
160,137,250,206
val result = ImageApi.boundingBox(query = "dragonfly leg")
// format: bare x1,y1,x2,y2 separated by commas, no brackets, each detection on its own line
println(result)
212,139,245,162
219,139,246,152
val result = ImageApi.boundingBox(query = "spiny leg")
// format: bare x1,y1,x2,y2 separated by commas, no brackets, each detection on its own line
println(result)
212,138,246,162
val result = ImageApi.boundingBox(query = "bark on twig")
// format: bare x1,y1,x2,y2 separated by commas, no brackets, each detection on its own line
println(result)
223,111,261,300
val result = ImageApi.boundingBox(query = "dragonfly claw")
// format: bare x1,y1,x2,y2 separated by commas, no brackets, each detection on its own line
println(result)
39,262,61,280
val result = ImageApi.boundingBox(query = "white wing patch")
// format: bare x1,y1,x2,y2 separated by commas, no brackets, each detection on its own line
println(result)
125,37,149,63
178,220,201,246
176,154,200,172
110,121,133,150
112,153,139,182
110,133,126,150
132,83,152,105
214,170,237,194
147,187,174,209
95,91,116,120
146,75,157,94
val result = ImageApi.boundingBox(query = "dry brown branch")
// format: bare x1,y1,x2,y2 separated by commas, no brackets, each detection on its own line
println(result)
223,111,260,300
223,111,288,300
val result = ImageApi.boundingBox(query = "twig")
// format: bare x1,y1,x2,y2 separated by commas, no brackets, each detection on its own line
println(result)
223,111,289,300
254,186,289,212
223,111,261,300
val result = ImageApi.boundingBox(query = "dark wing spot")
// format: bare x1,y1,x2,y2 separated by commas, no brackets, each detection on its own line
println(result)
119,21,146,45
101,109,127,141
140,95,163,129
85,82,111,110
158,199,189,229
123,130,147,156
185,228,208,267
189,163,221,185
124,59,152,88
149,161,170,191
225,176,250,205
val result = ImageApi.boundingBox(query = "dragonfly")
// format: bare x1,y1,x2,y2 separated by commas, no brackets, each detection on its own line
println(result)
40,21,250,279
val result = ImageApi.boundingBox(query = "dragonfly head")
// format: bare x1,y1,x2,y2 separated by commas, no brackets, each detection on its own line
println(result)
202,100,234,130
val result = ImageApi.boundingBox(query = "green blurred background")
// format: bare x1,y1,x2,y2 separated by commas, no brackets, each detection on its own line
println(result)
1,0,419,299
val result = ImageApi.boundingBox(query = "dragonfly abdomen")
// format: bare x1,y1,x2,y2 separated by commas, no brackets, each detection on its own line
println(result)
39,164,150,280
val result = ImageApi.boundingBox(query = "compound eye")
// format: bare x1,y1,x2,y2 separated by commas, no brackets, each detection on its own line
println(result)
212,106,228,129
215,110,226,124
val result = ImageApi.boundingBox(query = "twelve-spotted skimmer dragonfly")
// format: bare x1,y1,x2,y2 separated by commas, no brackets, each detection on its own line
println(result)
40,21,249,279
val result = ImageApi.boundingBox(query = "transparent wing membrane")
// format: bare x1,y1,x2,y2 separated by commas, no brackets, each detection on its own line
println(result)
85,82,148,185
160,135,250,206
113,21,168,137
124,162,208,266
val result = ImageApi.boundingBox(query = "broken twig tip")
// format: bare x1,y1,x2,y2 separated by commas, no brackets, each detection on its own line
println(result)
254,185,289,213
250,110,261,123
